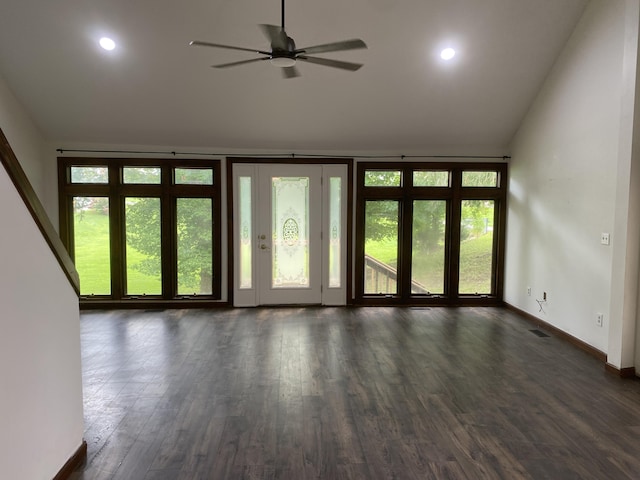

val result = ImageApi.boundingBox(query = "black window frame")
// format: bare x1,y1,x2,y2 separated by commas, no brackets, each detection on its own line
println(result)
58,157,222,307
355,162,507,306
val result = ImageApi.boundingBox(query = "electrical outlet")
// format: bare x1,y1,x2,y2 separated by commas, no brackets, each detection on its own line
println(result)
596,313,604,327
601,233,610,245
527,286,531,296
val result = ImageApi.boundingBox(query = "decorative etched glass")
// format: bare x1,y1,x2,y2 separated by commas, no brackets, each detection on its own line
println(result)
272,176,309,288
329,177,341,288
239,176,252,289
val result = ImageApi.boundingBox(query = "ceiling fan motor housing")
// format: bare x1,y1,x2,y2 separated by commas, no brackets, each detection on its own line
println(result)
270,35,297,67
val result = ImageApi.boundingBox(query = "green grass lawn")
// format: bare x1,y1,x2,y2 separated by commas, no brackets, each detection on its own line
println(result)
75,210,493,296
74,210,161,295
459,234,493,293
365,233,493,294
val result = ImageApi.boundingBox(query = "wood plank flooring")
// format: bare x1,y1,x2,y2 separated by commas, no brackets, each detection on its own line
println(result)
70,307,640,479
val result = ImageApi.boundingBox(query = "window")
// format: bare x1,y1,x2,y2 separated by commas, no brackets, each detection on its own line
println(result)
364,200,399,295
71,196,111,295
364,170,402,187
59,158,221,303
356,163,506,305
413,170,449,187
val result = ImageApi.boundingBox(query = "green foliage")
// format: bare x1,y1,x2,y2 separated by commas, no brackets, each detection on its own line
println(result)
123,167,161,184
462,171,497,187
365,200,399,242
125,198,162,280
70,166,107,183
412,200,446,255
124,196,213,294
176,198,213,293
364,170,497,251
364,170,401,186
413,171,449,186
461,200,493,241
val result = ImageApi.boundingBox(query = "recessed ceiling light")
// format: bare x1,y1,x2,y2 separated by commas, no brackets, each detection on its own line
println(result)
99,37,116,51
440,48,456,60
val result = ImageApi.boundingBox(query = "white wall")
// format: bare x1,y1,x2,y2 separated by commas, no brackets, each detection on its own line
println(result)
0,76,84,478
614,0,640,370
0,74,46,201
505,0,627,354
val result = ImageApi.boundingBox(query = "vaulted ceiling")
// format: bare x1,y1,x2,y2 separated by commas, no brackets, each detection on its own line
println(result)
0,0,588,155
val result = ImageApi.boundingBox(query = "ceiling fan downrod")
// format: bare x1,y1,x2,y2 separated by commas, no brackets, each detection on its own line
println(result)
281,0,285,30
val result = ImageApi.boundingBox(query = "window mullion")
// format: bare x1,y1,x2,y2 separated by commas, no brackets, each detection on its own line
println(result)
110,166,125,300
161,193,175,299
449,169,463,301
400,194,413,301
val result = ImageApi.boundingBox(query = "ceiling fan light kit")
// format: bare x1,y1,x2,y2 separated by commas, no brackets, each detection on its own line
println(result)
270,56,296,68
190,0,366,78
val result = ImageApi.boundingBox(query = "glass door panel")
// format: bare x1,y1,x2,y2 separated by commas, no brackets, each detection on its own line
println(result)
271,176,310,288
459,200,495,294
328,177,342,288
238,176,253,289
257,165,322,305
125,197,162,295
411,200,446,294
233,163,347,306
73,197,111,295
176,198,213,295
364,200,399,295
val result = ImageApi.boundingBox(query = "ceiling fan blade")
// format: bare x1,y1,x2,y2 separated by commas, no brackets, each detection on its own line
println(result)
259,24,288,50
297,55,363,71
190,40,270,56
212,57,270,69
282,66,301,79
296,39,367,55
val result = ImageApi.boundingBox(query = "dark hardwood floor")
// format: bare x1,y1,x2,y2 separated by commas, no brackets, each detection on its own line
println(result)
70,307,640,479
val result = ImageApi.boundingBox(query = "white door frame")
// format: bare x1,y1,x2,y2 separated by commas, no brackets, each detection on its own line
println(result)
232,162,348,306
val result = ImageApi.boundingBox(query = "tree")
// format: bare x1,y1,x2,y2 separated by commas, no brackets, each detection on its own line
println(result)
125,197,213,294
364,169,496,254
124,168,214,294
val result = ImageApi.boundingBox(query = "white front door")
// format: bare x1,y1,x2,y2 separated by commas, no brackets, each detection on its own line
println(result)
232,163,347,306
257,164,322,304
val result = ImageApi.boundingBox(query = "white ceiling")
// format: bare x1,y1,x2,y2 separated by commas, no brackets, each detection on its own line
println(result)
0,0,588,155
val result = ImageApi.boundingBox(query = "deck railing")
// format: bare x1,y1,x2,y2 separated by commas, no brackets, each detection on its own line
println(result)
364,255,429,294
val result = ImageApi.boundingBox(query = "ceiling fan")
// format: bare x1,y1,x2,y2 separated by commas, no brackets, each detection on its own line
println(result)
189,0,367,78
